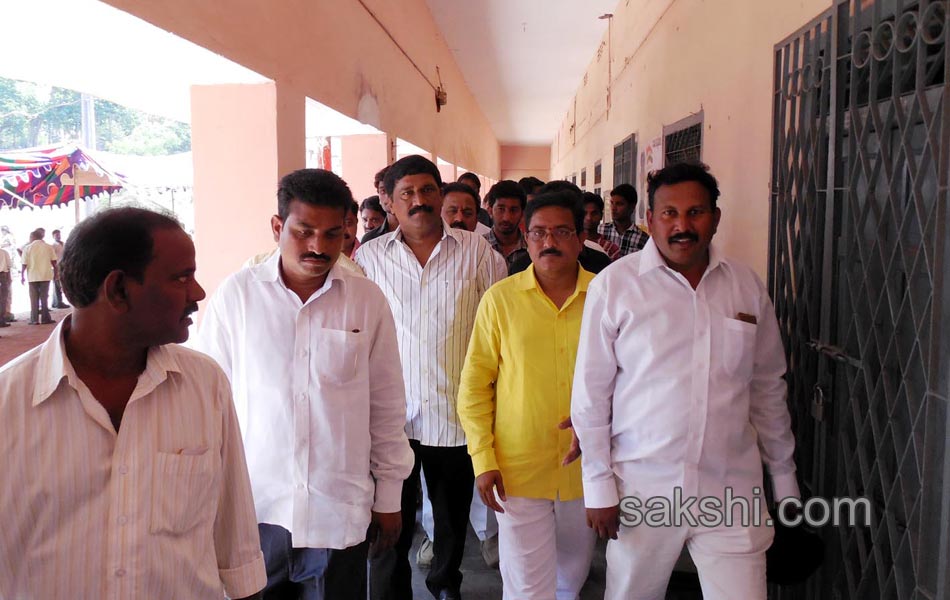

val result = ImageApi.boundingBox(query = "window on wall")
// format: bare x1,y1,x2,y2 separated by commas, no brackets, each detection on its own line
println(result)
612,134,637,187
663,112,704,166
594,161,602,185
594,187,601,197
571,173,577,185
580,168,587,188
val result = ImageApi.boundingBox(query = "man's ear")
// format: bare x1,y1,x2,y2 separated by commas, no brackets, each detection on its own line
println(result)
646,209,654,236
271,215,284,243
102,270,131,312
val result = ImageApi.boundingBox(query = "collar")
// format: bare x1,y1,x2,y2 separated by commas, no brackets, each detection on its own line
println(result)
385,220,460,248
32,316,184,407
637,237,725,277
252,250,348,292
518,262,595,294
486,228,527,250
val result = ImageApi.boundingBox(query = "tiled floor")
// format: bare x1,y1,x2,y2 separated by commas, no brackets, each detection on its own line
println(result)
0,307,71,367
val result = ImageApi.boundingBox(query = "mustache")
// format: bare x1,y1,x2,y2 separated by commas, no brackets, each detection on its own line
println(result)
183,304,199,319
450,221,468,230
408,205,434,216
669,233,699,244
540,248,563,257
301,252,332,261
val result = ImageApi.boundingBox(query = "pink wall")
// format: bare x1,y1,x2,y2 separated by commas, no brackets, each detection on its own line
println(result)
191,83,298,302
340,134,388,204
102,0,500,178
500,145,550,182
437,162,456,186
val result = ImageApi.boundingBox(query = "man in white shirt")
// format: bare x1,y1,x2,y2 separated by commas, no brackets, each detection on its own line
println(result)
356,155,507,600
20,228,57,325
0,207,265,599
51,228,69,308
196,169,413,600
572,162,799,600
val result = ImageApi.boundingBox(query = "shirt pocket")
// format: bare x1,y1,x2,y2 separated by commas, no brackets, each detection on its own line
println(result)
149,449,216,535
721,317,757,381
312,328,364,385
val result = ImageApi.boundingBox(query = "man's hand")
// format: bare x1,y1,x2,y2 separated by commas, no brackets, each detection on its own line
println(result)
367,510,401,558
558,417,581,465
586,505,620,540
476,470,506,513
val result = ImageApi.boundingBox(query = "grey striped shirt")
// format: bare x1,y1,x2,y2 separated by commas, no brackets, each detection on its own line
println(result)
355,224,507,447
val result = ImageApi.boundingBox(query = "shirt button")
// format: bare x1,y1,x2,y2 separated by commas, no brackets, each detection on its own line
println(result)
114,568,126,577
118,516,128,525
118,465,128,475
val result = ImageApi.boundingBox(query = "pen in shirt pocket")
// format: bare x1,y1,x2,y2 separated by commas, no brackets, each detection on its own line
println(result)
176,446,208,455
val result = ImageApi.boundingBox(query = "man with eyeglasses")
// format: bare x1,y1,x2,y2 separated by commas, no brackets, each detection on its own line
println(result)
458,191,597,599
572,162,799,599
356,155,507,600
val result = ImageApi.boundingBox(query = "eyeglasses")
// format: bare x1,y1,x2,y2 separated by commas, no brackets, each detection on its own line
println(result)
526,227,576,242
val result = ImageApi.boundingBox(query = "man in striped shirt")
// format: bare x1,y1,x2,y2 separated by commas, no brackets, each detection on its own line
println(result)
356,155,507,600
0,208,265,599
598,183,650,257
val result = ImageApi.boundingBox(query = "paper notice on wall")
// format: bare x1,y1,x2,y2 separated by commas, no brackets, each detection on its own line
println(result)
638,137,663,221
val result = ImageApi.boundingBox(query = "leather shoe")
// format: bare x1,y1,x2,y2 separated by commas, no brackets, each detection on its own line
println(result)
437,590,461,600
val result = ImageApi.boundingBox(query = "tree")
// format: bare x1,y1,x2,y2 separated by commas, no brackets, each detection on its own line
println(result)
0,76,190,155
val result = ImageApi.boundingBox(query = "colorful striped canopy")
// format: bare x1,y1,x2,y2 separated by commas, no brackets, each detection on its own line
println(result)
0,144,124,209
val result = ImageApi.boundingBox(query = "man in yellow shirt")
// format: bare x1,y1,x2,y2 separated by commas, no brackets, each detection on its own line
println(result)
458,190,597,600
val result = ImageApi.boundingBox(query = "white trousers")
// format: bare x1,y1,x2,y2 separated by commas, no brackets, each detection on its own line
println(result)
421,472,497,541
605,493,774,599
495,496,596,600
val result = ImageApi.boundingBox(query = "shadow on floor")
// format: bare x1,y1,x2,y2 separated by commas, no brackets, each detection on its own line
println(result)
407,522,703,599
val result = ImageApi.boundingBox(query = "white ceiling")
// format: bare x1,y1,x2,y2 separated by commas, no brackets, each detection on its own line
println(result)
426,0,618,145
2,0,616,147
0,0,268,125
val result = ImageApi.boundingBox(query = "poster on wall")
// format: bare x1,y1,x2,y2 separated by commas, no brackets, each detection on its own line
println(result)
638,137,663,222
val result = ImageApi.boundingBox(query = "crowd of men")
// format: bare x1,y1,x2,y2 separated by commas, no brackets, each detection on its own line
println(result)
0,155,799,600
0,225,69,328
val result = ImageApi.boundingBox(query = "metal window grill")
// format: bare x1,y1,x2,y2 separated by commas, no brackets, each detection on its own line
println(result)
664,123,703,165
769,1,950,598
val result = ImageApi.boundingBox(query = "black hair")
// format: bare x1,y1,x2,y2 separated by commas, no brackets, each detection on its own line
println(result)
59,207,182,308
374,166,390,190
276,169,354,221
646,161,721,211
458,172,481,190
610,183,638,208
384,155,442,197
348,200,359,216
524,191,585,234
441,182,479,208
485,180,527,210
581,191,605,212
518,176,545,196
536,180,582,199
360,195,384,214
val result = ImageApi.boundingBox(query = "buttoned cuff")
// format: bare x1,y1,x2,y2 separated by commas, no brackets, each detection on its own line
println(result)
373,479,404,513
220,550,266,599
583,478,620,508
771,471,801,501
471,448,499,477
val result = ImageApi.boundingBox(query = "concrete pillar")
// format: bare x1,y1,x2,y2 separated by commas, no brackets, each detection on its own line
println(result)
340,133,389,203
190,81,304,301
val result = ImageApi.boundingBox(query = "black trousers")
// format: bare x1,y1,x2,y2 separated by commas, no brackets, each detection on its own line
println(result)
259,523,368,600
370,441,474,599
